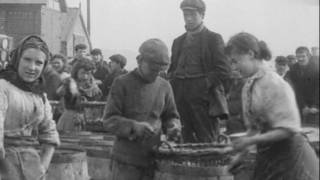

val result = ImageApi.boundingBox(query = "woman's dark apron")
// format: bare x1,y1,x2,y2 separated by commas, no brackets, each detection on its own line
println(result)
253,133,319,180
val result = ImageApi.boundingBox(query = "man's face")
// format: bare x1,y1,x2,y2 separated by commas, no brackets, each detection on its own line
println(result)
275,63,288,76
76,49,87,58
183,9,203,30
296,52,310,66
92,54,102,63
109,61,121,73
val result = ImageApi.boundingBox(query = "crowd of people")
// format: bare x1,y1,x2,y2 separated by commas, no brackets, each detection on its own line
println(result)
0,0,319,179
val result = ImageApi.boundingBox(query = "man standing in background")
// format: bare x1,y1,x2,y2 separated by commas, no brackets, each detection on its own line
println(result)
70,43,88,67
289,46,319,125
168,0,230,143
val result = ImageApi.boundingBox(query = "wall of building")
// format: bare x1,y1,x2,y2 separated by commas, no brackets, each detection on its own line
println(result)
0,4,41,47
41,6,63,55
65,15,90,57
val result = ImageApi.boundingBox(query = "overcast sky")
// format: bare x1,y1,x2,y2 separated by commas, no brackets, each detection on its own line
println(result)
67,0,319,69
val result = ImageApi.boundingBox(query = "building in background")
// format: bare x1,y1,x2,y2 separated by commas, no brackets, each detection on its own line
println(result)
0,0,91,57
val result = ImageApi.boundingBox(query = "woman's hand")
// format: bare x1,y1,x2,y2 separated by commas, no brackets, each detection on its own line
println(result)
232,137,254,152
39,144,55,172
227,151,247,174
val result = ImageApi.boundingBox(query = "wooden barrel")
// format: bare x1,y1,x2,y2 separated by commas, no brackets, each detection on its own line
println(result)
154,142,234,180
46,147,90,180
233,152,256,180
79,137,114,180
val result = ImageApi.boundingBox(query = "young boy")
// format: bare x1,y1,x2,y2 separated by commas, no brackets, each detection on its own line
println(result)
103,39,181,180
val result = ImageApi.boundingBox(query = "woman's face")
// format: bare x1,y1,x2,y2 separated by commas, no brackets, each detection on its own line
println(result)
18,48,46,82
50,58,64,73
77,68,92,82
230,50,257,78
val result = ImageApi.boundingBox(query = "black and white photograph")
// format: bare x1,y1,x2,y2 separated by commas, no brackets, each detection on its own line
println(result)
0,0,319,179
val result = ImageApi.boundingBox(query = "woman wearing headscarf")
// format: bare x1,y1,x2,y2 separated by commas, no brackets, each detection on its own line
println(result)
0,35,60,180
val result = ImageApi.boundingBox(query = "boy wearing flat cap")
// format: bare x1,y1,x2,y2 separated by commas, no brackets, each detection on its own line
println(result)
103,39,181,180
101,54,128,99
168,0,230,143
91,48,110,82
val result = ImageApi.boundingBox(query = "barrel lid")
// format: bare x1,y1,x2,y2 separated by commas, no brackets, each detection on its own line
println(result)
51,147,87,163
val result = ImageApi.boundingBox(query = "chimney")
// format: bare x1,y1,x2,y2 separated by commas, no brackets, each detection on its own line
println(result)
87,0,91,36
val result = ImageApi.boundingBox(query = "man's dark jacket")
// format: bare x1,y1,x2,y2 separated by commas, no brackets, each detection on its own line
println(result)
168,28,231,118
289,58,319,109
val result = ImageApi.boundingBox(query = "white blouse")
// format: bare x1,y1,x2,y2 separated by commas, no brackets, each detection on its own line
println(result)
241,65,301,133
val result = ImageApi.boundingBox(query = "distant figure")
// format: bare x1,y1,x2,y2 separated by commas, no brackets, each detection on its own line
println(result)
101,54,128,99
168,0,230,143
275,56,291,84
287,54,297,69
50,54,70,80
69,43,88,66
91,48,110,82
57,57,102,132
289,46,319,123
43,64,62,100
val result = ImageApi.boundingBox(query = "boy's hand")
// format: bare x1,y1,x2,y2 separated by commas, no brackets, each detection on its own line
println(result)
132,122,155,140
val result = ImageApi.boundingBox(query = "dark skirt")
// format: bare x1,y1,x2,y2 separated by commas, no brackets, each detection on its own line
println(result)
253,133,319,180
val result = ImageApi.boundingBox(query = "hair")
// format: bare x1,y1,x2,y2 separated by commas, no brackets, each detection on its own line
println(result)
90,48,102,55
109,54,127,68
74,43,87,51
71,57,95,80
51,54,67,64
275,56,288,65
225,32,272,61
286,54,296,60
295,46,310,55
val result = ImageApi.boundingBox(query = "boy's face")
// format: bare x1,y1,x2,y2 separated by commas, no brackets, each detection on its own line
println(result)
109,61,121,73
76,48,87,58
138,58,168,82
92,54,102,63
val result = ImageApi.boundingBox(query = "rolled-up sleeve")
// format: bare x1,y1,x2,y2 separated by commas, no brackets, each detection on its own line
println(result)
37,96,60,146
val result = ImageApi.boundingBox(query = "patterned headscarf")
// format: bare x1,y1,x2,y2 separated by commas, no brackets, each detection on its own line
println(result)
0,35,51,97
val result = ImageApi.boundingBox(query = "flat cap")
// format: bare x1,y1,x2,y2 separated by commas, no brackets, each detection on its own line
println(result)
275,56,288,65
90,48,102,55
138,39,170,64
109,54,127,68
180,0,206,12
